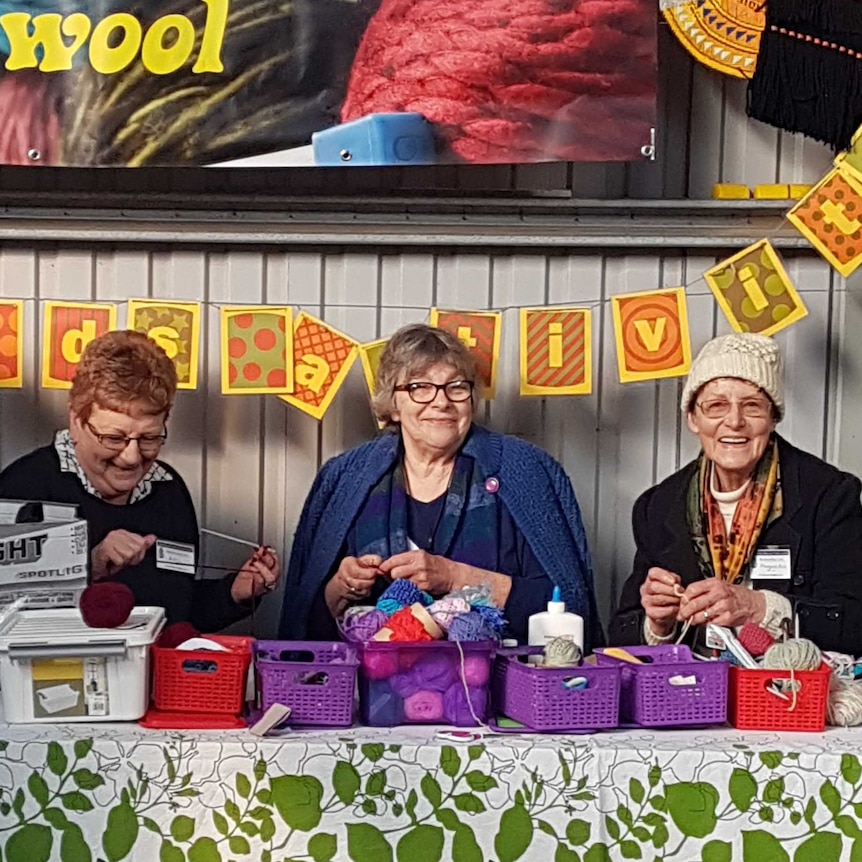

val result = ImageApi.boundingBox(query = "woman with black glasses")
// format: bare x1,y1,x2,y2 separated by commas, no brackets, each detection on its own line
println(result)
281,323,601,645
0,330,279,629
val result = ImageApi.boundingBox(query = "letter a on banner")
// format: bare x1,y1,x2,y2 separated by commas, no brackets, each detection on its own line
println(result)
128,300,201,390
430,309,502,398
220,306,294,395
611,288,692,383
42,302,117,389
279,312,358,419
519,307,591,396
0,301,23,388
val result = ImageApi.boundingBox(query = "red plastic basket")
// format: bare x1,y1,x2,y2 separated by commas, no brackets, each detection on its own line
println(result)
728,662,832,732
152,635,253,715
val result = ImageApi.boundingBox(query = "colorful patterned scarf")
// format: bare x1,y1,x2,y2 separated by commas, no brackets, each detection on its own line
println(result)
686,437,783,583
349,445,500,571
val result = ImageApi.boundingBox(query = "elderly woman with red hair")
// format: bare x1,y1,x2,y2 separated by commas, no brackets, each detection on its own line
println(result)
0,330,279,629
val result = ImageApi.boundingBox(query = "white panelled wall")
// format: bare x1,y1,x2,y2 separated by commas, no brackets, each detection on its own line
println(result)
0,245,854,636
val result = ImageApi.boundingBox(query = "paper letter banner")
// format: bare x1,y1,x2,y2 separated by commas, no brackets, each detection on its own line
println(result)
220,307,294,396
128,300,201,390
519,307,592,396
42,302,117,389
787,169,862,278
430,309,502,398
611,288,692,383
834,124,862,185
703,240,807,336
359,338,389,397
279,313,358,419
0,302,23,388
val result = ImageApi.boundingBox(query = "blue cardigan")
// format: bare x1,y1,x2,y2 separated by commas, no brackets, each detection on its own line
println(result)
279,425,603,648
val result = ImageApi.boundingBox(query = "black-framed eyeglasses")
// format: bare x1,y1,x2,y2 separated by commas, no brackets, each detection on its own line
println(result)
394,380,475,404
86,421,168,456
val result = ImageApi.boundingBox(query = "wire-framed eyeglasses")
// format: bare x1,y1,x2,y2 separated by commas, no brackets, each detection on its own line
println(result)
696,398,772,420
394,380,475,404
86,421,168,456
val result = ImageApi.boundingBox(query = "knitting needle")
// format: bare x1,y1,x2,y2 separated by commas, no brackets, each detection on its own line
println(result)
200,527,260,549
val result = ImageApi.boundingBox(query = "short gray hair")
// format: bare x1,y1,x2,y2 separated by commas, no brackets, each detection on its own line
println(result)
372,324,478,427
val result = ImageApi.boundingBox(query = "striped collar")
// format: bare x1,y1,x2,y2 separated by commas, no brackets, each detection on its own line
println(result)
54,429,173,504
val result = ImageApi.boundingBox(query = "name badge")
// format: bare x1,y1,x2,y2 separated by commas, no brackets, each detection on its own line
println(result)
156,539,196,575
750,546,791,580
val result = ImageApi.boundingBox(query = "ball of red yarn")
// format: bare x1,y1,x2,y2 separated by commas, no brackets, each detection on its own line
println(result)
79,583,135,629
384,607,435,642
738,623,775,658
341,0,656,162
157,623,201,649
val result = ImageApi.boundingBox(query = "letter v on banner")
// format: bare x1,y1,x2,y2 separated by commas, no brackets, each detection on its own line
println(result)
611,288,692,383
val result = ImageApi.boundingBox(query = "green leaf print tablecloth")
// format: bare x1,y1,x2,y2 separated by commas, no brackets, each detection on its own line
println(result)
2,721,862,861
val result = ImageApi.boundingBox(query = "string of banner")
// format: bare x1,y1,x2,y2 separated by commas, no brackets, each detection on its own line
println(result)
0,137,860,420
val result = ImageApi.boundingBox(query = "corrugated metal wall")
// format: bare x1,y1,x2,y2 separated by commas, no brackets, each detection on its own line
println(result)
0,26,854,635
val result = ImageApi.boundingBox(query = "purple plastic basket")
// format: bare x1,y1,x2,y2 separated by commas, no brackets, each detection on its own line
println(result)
493,647,621,731
596,645,728,727
254,641,358,727
358,640,495,727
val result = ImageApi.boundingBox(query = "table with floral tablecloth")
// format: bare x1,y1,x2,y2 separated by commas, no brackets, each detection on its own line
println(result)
2,719,862,861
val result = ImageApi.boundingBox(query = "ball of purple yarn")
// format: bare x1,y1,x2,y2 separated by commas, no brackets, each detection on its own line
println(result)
443,680,488,726
471,604,505,634
342,608,388,643
448,612,495,642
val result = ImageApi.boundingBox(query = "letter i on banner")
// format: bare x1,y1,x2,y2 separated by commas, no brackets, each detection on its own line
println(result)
128,300,201,390
279,312,358,419
519,307,592,396
430,309,502,398
611,288,692,383
0,301,23,388
704,239,807,335
42,302,117,389
220,307,294,395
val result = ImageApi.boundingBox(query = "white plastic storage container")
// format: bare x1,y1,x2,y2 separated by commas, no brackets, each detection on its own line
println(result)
0,606,165,723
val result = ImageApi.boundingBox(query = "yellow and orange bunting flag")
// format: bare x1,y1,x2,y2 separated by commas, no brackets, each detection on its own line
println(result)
41,302,117,390
519,307,592,396
358,337,389,398
703,240,807,336
0,301,23,388
430,309,502,399
128,300,201,390
279,312,358,420
787,169,862,279
611,288,692,383
834,123,862,185
220,306,294,396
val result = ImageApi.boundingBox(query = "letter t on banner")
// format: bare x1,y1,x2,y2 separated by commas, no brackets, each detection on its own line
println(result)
42,302,117,389
611,288,692,383
430,309,502,398
519,307,592,396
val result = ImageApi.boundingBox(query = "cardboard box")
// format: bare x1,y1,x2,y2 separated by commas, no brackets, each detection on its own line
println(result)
0,500,88,608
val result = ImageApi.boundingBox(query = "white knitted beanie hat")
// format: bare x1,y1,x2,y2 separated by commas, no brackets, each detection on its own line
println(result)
680,332,784,420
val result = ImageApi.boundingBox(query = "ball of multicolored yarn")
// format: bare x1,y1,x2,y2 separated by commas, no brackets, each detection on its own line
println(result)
341,607,388,643
428,596,470,631
450,585,495,608
448,611,495,642
471,603,505,635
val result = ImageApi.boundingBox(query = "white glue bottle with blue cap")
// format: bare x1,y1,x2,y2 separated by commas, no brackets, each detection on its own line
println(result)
527,586,584,664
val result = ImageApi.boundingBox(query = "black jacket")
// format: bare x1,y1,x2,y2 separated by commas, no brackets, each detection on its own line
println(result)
609,435,862,656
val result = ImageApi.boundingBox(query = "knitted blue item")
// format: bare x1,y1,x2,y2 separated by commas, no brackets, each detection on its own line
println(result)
719,649,742,668
448,612,495,642
378,579,423,609
376,599,402,618
471,603,505,634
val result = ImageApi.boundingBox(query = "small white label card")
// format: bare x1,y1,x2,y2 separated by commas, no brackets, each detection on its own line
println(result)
750,546,792,580
155,539,196,575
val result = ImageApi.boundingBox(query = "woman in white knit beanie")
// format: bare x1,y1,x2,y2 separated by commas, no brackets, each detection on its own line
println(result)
610,332,862,656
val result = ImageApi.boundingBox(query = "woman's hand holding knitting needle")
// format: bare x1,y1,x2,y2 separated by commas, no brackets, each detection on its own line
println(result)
379,550,454,595
326,555,382,615
641,567,683,638
678,579,766,628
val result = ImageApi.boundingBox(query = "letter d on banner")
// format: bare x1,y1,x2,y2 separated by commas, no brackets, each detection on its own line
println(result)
42,302,117,389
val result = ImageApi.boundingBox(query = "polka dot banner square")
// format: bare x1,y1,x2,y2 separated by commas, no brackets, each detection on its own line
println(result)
279,312,358,420
0,301,23,388
129,300,201,390
787,168,862,278
611,288,692,383
703,240,807,336
219,306,294,395
430,309,502,398
519,307,592,396
41,302,117,390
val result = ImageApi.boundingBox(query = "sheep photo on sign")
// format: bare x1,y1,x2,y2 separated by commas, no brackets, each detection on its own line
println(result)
0,0,658,166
